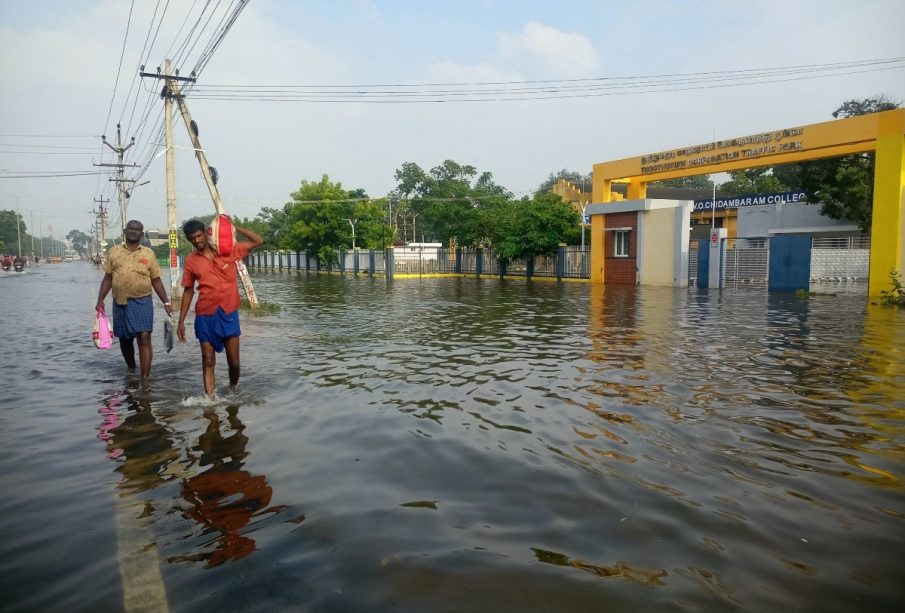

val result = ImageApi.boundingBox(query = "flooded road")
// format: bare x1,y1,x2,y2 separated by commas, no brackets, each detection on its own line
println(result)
1,262,903,612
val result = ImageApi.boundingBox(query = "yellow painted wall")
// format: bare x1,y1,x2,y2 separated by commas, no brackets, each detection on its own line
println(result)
869,133,905,290
640,207,678,286
595,110,903,182
590,213,605,283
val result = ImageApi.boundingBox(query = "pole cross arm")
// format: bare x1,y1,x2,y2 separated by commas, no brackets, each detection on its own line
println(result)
139,71,196,83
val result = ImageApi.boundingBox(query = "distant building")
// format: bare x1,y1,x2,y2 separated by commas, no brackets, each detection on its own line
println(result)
735,202,860,239
144,229,169,247
394,242,443,260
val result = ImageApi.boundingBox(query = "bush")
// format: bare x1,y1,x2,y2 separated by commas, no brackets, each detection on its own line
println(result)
879,270,905,307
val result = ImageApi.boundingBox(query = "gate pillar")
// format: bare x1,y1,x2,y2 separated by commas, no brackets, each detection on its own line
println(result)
869,129,905,296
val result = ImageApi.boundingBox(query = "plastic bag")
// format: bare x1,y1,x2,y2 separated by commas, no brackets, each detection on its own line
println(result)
93,310,113,349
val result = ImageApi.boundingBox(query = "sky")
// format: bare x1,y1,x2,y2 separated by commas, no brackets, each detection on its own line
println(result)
1,0,904,240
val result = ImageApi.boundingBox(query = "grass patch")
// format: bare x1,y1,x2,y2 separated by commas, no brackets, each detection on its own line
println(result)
239,298,281,314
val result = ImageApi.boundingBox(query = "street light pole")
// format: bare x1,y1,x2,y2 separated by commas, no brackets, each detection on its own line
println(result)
14,196,28,256
711,128,717,229
29,210,36,257
345,218,357,250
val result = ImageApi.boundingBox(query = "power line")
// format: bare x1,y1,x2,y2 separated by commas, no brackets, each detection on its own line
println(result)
142,0,171,67
117,0,162,128
0,134,97,138
172,0,211,67
0,143,98,150
103,0,136,136
189,65,905,104
187,56,905,103
193,59,904,95
1,171,116,178
0,151,96,155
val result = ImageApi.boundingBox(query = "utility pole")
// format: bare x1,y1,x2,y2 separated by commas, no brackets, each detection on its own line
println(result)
93,196,110,260
96,123,138,238
14,196,26,256
163,59,182,299
29,210,36,258
387,196,394,246
141,61,259,307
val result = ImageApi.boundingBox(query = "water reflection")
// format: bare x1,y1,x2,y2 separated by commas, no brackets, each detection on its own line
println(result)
99,390,180,493
173,406,283,567
98,390,283,571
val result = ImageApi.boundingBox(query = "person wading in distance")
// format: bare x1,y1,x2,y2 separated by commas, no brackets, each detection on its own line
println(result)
95,220,173,378
177,218,263,396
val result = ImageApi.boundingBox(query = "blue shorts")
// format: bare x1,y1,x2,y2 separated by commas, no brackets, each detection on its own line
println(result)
112,296,153,340
194,307,241,353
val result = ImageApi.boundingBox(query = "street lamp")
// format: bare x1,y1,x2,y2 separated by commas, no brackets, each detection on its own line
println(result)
124,180,150,199
345,218,357,250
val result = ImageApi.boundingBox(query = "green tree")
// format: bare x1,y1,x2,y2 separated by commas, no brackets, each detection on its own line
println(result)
493,192,580,261
0,209,26,254
773,95,900,230
718,168,789,196
393,160,513,247
348,198,391,249
66,229,91,256
274,175,388,264
535,169,592,195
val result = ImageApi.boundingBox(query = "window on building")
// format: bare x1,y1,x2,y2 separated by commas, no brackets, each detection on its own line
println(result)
615,231,630,257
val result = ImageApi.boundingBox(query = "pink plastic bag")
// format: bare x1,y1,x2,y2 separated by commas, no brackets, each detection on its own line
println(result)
93,310,113,349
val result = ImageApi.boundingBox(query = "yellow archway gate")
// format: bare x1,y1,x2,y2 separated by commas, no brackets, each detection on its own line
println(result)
590,109,905,296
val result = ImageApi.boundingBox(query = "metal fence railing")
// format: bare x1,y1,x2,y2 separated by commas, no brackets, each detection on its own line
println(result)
245,245,593,280
688,241,699,287
722,237,769,289
245,234,872,289
811,235,870,281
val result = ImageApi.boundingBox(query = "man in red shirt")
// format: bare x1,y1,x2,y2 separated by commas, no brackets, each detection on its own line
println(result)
176,218,263,396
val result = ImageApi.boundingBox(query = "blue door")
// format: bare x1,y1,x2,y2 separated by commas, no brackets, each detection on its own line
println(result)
769,236,811,292
696,239,709,287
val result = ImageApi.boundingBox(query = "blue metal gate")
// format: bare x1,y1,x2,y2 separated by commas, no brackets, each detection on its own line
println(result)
768,235,811,292
696,239,709,287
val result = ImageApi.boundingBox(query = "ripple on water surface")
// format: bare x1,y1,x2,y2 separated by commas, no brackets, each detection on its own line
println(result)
1,267,904,612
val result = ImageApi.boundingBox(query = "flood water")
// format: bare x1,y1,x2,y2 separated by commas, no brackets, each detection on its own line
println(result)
1,262,904,612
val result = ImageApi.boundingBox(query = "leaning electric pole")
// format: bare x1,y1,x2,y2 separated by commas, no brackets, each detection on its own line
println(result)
140,59,259,308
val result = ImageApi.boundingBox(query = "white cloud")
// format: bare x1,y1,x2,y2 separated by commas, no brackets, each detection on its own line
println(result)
498,22,602,78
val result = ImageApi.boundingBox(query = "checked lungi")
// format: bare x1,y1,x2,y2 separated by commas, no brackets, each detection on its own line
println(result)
111,295,154,340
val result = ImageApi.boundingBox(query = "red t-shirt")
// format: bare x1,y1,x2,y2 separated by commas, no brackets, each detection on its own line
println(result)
182,242,251,316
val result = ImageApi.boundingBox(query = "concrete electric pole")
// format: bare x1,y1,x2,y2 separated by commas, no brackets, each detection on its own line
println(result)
96,124,138,238
93,196,110,260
